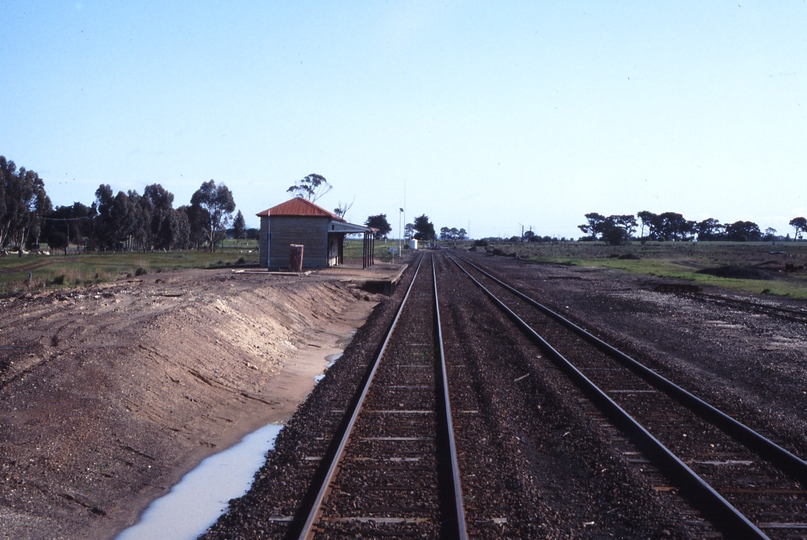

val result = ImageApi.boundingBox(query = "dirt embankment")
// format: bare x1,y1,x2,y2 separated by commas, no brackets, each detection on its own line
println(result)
0,268,382,540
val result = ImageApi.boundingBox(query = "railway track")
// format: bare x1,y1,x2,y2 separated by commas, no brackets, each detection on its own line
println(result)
290,254,467,539
203,251,807,538
447,251,807,539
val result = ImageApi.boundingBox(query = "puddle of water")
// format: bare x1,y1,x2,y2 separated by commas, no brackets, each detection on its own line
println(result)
116,423,283,540
315,352,344,384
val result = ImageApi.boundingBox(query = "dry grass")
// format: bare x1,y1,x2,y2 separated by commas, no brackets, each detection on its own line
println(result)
0,248,260,297
467,240,807,300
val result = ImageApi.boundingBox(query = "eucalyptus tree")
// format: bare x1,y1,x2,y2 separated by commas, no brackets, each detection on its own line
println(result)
789,217,807,240
725,221,761,242
44,202,96,251
144,184,175,250
365,214,392,239
578,213,608,240
190,180,236,252
94,184,117,249
0,157,51,250
578,213,635,244
696,218,724,241
413,215,436,241
286,174,331,202
173,209,191,249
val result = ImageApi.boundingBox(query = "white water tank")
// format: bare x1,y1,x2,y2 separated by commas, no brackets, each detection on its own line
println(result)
409,239,418,250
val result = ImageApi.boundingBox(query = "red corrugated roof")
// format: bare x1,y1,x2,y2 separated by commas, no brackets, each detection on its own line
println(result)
256,197,346,222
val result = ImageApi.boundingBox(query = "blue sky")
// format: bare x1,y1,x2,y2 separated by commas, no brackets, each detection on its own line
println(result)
2,1,805,239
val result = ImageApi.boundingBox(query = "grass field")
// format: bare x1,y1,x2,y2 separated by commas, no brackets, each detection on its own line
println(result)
1,237,388,296
6,237,807,300
0,240,259,296
343,238,407,263
472,240,807,299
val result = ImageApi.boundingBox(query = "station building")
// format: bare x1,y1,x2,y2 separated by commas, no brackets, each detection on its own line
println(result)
257,198,375,270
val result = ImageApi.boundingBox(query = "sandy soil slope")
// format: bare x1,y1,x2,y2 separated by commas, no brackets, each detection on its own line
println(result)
0,266,384,540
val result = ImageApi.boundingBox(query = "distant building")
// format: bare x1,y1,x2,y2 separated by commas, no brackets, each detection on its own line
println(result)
257,198,374,269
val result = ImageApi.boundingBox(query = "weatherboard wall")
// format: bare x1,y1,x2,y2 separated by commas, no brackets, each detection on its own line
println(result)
261,216,331,269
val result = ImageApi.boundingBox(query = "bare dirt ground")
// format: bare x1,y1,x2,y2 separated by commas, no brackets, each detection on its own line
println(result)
0,263,399,540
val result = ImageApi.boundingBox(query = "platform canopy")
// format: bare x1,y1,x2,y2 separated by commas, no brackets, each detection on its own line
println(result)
328,221,373,234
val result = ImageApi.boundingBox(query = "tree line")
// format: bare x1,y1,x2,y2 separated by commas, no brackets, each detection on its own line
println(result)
0,156,51,250
1,155,245,254
363,213,441,242
578,211,803,245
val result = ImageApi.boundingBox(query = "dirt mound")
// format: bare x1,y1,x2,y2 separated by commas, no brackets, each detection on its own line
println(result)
0,268,381,539
696,265,776,280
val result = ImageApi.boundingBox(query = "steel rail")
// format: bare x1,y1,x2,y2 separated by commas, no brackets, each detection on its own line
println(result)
295,256,424,540
295,254,467,539
451,252,807,487
433,257,469,539
447,252,769,539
